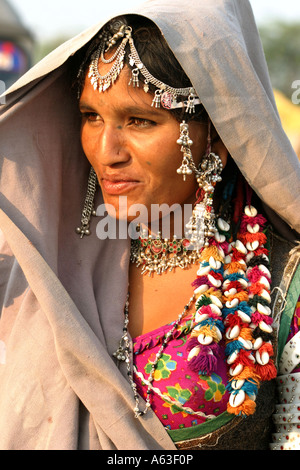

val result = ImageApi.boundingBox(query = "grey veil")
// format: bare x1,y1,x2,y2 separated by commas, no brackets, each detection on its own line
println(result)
0,0,299,450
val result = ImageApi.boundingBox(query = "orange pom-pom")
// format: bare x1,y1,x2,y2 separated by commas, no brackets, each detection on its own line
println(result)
238,327,253,342
201,246,223,262
227,396,256,416
224,261,247,274
232,366,260,383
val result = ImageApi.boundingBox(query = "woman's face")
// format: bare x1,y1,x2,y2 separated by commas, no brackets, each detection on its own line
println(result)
80,66,211,225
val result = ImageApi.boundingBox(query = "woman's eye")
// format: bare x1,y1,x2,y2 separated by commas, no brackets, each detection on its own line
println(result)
130,117,156,128
81,112,100,122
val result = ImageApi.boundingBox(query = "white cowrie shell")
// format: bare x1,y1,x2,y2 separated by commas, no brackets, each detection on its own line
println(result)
226,325,240,340
207,274,222,288
194,284,209,295
217,246,225,258
244,205,258,217
259,265,271,278
260,289,271,303
231,379,245,390
218,218,230,232
256,350,270,366
246,241,260,251
259,321,273,334
235,240,247,254
197,266,211,276
225,298,239,309
224,288,237,297
215,232,226,243
257,303,272,316
253,337,263,350
229,390,246,408
209,256,222,270
246,252,254,263
215,327,223,341
238,259,247,267
227,350,239,364
198,333,213,345
261,254,269,263
210,295,223,309
238,278,248,288
247,223,260,234
187,346,201,361
249,353,256,363
237,310,251,323
261,351,270,365
229,364,244,376
195,312,210,323
209,304,222,316
224,255,232,264
222,279,231,289
238,336,253,349
259,276,271,290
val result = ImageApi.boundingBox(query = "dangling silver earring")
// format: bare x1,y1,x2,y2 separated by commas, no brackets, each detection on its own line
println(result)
76,167,98,238
176,121,195,181
185,121,223,249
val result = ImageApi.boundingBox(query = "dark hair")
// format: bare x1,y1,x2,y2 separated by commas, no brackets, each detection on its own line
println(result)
74,14,207,123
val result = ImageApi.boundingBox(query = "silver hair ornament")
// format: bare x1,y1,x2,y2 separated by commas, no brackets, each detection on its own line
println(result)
87,22,201,112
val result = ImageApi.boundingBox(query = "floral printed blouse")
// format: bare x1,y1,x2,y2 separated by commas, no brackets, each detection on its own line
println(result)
133,311,229,431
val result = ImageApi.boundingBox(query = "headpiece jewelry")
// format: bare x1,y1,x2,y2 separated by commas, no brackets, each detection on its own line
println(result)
87,21,201,112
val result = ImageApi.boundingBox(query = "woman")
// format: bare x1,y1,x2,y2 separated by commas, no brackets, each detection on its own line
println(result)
0,0,299,451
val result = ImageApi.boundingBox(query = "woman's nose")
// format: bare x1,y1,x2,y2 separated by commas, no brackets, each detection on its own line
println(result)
98,125,130,166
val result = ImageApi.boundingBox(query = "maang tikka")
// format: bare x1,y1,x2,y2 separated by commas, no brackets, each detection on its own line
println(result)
177,120,223,250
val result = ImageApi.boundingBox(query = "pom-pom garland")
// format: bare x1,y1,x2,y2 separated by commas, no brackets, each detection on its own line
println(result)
187,205,277,417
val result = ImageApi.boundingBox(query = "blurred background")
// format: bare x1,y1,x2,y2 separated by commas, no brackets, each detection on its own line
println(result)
1,0,300,156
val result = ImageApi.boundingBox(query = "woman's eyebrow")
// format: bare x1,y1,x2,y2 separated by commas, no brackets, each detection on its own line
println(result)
122,105,163,117
79,100,165,117
79,101,96,111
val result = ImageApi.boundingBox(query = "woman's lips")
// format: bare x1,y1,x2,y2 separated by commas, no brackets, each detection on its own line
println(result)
101,178,140,195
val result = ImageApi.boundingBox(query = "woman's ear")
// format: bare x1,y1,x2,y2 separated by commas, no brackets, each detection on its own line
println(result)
211,127,228,169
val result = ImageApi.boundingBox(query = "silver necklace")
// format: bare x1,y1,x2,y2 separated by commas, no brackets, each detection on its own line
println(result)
113,293,195,418
130,231,201,276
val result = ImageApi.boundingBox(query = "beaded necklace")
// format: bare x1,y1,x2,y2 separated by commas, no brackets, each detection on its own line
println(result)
114,204,277,419
113,292,196,417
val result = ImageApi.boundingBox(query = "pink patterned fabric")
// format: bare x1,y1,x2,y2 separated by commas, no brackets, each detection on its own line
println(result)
133,297,300,430
287,296,300,373
133,312,229,431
